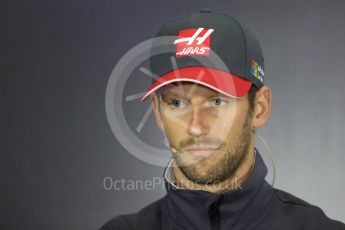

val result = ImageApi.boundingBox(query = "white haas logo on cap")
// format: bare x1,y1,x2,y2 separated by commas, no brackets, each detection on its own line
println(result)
174,28,214,57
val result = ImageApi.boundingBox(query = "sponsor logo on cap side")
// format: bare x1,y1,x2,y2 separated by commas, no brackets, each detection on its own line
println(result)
174,28,214,57
251,60,264,83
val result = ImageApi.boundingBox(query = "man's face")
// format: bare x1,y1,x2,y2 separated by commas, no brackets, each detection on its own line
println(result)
153,82,254,185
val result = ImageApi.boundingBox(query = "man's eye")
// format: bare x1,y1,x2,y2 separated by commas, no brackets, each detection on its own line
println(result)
168,99,187,109
211,98,227,107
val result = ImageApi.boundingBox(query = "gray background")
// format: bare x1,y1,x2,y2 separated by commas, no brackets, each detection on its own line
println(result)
2,0,345,229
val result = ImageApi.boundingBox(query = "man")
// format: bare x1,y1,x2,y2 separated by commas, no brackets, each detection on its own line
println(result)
100,9,345,230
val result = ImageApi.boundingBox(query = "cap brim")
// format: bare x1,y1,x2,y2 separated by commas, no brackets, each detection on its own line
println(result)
140,66,252,101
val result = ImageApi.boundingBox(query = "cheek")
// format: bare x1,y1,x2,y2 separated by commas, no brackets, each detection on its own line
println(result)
211,110,237,135
210,108,248,140
162,114,187,143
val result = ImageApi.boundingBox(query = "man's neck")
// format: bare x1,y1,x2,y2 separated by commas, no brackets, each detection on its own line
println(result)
172,146,256,195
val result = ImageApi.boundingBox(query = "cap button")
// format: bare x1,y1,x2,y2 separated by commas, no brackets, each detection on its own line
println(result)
200,8,211,13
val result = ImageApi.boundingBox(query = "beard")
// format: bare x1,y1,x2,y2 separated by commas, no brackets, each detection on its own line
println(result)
172,111,254,185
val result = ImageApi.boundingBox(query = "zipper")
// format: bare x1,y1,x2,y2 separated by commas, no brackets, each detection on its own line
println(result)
209,194,224,230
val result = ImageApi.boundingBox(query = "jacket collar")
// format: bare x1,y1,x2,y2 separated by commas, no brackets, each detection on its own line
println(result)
162,148,274,229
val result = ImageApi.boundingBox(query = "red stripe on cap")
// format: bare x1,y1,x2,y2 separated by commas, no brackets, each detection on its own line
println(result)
140,67,252,101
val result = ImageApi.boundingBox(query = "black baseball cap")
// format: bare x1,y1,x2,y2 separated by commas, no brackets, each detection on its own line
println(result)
141,9,265,101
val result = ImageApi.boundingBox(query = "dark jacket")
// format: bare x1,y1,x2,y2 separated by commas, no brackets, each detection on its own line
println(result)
100,150,345,230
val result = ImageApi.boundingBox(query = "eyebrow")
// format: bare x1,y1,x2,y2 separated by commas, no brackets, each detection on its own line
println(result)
160,92,189,102
161,91,225,101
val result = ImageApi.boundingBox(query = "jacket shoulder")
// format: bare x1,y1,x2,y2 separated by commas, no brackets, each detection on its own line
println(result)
99,197,164,230
271,188,345,229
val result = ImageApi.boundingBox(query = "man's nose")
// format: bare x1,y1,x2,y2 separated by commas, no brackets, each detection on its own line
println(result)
187,106,209,137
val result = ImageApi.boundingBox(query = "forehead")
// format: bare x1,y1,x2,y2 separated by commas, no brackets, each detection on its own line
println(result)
158,82,222,98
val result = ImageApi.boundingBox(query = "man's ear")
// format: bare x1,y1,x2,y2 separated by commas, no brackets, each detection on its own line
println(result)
151,93,164,131
252,86,272,129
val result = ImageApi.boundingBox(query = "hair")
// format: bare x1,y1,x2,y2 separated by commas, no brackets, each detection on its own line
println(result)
247,85,259,117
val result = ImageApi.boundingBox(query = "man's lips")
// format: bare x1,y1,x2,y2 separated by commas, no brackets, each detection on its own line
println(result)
184,147,219,156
